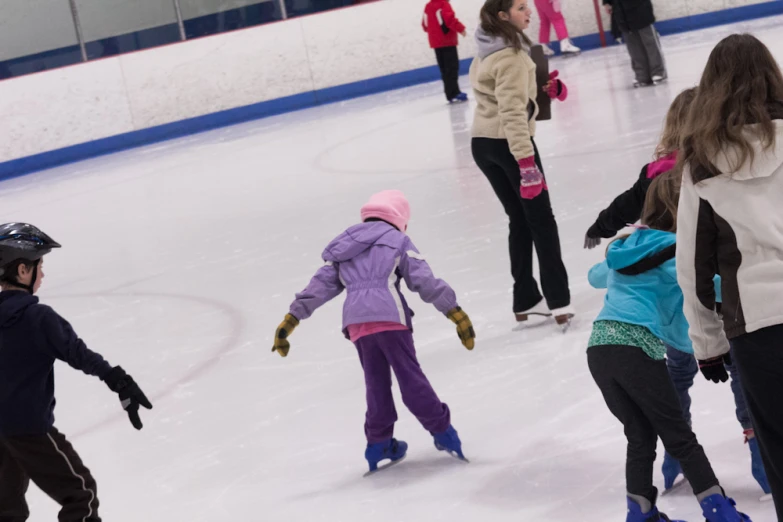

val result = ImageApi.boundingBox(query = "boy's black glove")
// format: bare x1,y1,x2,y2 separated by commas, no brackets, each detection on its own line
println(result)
698,353,731,383
103,366,153,430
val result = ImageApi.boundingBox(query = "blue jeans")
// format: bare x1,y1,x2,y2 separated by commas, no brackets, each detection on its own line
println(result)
665,346,752,430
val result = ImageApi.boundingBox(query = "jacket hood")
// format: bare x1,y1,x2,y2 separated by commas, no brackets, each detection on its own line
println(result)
606,229,676,271
0,291,38,328
475,27,529,59
322,222,399,263
712,120,783,181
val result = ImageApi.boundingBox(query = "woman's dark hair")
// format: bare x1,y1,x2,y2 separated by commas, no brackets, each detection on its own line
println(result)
0,259,37,286
680,34,783,182
479,0,532,51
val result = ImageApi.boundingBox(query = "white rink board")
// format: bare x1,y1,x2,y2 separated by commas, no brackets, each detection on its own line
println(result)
1,0,778,162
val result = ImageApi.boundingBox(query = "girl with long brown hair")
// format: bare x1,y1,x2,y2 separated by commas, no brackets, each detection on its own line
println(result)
677,33,783,517
470,0,573,331
587,174,753,522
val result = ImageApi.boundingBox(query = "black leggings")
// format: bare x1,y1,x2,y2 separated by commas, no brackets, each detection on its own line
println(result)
471,137,570,312
588,345,719,501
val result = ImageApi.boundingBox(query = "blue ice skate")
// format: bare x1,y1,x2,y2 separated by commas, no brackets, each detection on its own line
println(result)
700,493,752,522
747,435,771,495
433,425,468,461
662,452,683,491
364,438,407,475
449,93,468,104
626,495,685,522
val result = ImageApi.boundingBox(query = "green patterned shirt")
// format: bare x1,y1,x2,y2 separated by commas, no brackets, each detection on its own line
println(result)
588,320,666,360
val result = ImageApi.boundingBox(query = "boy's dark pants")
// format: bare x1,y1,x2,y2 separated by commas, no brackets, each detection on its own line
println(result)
435,46,462,101
623,24,666,83
588,345,719,502
0,427,100,522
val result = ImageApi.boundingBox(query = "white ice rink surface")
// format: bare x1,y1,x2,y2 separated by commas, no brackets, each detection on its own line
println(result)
7,14,783,522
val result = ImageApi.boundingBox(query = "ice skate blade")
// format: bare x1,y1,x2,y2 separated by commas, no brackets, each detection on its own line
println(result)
363,454,406,477
513,312,552,331
760,493,773,502
660,477,689,496
444,450,470,463
555,315,573,333
449,450,470,463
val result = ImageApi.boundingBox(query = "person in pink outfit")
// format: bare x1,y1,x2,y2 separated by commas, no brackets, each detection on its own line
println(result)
534,0,580,55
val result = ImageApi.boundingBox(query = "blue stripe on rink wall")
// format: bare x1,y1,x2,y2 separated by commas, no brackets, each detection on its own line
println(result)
1,0,782,181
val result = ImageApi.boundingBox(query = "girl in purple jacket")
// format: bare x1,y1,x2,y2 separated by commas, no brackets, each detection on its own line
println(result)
272,190,476,474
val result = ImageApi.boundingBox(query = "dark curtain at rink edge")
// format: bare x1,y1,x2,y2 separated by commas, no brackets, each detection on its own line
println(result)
0,0,380,80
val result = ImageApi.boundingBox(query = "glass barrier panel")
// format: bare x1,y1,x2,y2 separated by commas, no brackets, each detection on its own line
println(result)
180,0,284,39
0,0,81,79
74,0,181,60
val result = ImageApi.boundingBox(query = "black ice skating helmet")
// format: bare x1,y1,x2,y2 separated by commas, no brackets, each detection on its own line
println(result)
0,223,61,292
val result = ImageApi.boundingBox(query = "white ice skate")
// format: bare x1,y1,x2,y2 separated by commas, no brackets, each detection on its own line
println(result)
551,305,575,332
652,74,668,85
513,299,551,330
560,39,581,55
541,43,555,57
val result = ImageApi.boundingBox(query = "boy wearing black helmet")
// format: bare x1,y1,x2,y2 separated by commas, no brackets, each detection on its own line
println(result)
0,223,151,522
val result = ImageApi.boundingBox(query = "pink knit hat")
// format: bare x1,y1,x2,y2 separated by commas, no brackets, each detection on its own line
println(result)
360,190,411,232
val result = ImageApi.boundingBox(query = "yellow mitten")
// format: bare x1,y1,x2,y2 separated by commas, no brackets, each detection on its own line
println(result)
272,314,299,357
447,307,475,350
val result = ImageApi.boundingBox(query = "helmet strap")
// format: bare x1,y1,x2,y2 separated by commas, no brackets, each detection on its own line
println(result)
5,259,39,294
26,261,39,294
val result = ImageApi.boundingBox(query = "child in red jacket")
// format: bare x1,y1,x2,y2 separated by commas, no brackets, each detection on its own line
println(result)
422,0,468,103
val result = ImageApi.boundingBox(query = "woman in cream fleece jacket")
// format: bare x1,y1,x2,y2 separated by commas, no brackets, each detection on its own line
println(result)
470,0,572,327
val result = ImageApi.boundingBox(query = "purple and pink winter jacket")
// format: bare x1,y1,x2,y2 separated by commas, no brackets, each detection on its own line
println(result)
289,221,458,336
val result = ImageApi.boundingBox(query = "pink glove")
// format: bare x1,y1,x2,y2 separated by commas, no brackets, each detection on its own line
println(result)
519,156,547,199
545,70,568,101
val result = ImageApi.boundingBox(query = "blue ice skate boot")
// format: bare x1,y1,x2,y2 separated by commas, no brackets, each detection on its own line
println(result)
626,494,684,522
746,431,771,495
700,491,752,522
364,438,407,473
433,425,466,460
662,452,683,490
449,93,468,104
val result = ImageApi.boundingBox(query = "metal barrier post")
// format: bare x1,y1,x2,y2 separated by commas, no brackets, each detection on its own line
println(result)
172,0,187,40
67,0,88,61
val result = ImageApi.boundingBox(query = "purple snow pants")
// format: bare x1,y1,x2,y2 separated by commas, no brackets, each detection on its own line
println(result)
355,330,450,443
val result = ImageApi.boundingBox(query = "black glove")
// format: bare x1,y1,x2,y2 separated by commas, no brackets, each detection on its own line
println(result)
103,366,153,430
585,224,604,249
698,353,731,383
584,233,601,250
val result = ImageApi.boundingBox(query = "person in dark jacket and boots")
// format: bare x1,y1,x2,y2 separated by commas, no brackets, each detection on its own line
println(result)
423,0,468,103
603,0,666,87
0,223,151,522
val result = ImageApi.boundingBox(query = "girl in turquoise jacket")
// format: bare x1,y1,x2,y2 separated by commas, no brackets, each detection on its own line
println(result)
585,174,752,522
